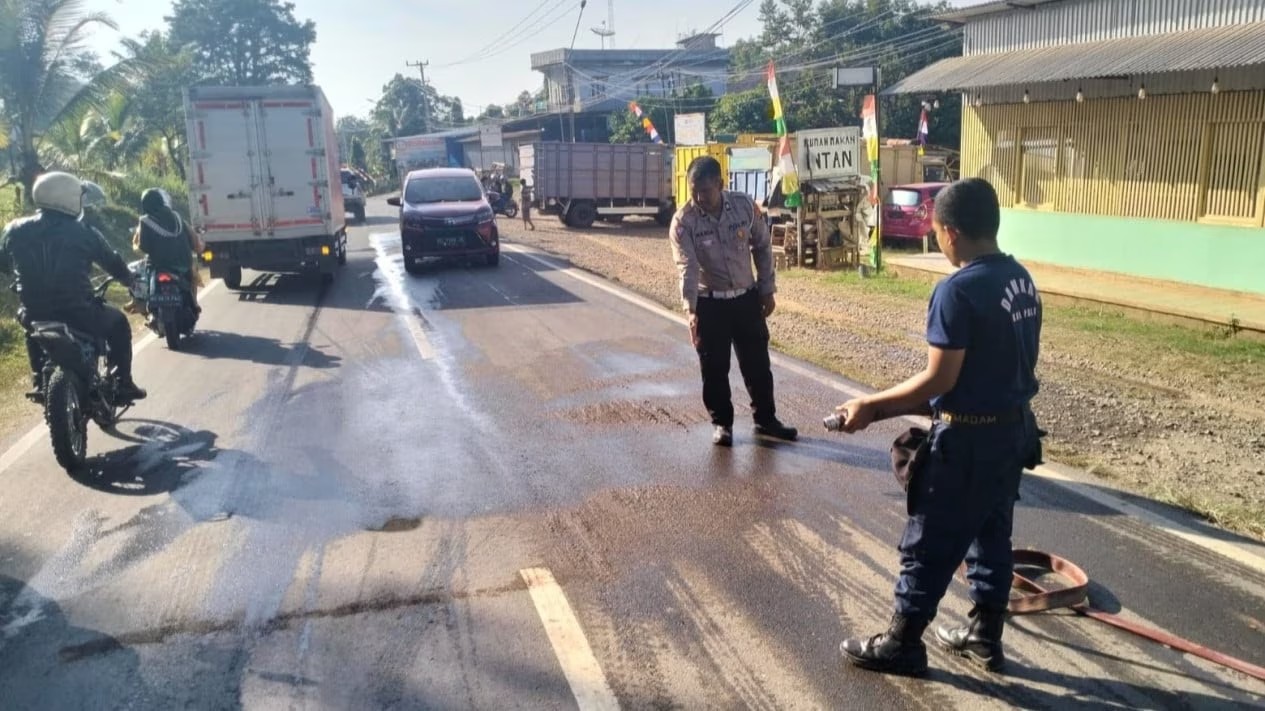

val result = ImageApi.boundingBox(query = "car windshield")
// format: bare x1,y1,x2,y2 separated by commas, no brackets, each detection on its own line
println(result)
405,176,483,204
887,189,923,207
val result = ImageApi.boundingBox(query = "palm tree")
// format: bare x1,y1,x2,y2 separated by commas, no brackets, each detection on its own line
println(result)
0,0,139,203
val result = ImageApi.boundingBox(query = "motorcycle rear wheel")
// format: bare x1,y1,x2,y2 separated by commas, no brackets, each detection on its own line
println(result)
46,369,88,472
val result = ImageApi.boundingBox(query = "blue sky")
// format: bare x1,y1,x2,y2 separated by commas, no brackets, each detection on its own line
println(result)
85,0,985,122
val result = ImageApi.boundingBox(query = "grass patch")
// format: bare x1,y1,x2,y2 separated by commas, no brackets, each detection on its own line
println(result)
779,267,933,301
1155,487,1265,540
0,319,28,389
1048,305,1265,365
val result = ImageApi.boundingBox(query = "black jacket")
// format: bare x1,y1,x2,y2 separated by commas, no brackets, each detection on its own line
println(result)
0,211,131,313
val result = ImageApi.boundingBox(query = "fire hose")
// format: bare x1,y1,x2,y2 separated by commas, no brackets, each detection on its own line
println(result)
1003,550,1265,683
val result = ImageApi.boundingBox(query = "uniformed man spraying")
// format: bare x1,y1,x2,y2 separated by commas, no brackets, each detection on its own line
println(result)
669,156,797,447
834,178,1042,675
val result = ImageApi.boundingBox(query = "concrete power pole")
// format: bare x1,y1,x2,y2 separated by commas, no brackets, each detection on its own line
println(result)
407,60,430,132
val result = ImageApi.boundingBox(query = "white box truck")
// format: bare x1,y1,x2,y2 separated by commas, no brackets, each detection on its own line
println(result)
183,85,347,288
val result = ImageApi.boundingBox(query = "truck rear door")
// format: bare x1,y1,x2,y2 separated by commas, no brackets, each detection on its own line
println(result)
257,98,329,237
189,99,265,238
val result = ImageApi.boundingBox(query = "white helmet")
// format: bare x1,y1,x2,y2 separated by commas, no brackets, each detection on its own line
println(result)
32,171,84,217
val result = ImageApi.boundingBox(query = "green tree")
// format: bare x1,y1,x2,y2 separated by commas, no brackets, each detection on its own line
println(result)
0,0,140,202
166,0,316,85
608,86,715,144
734,0,961,143
371,74,432,137
116,30,201,180
480,105,505,120
709,89,770,137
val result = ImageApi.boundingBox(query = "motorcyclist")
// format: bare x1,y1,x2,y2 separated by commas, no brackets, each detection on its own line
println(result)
133,187,202,309
0,172,146,401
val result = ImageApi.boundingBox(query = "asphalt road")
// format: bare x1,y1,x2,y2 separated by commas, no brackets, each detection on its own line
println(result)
1,198,1263,709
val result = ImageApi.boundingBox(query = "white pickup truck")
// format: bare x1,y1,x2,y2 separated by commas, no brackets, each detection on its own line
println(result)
183,85,348,288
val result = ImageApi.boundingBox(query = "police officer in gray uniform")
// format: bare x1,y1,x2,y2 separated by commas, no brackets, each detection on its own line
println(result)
669,156,797,447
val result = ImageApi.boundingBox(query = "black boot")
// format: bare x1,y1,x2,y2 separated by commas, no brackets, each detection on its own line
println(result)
116,376,148,402
935,604,1007,671
754,418,798,441
840,614,929,676
25,373,44,404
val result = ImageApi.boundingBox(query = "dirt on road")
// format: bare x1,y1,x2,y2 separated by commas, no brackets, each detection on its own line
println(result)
504,215,1265,540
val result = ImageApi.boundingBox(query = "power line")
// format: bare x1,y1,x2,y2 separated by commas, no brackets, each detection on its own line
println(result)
435,0,574,68
436,0,567,68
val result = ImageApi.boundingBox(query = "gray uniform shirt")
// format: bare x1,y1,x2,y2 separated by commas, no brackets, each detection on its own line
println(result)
668,191,776,313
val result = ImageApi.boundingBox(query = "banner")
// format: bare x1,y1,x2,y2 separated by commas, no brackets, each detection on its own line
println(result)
767,61,800,207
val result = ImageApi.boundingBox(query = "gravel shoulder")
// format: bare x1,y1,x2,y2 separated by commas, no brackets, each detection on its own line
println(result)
504,215,1265,540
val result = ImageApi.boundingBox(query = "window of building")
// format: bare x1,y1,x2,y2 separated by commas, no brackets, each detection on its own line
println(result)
1203,121,1265,222
1019,127,1060,209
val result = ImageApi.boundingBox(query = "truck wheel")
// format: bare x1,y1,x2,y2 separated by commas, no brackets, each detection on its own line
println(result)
567,201,597,229
337,237,348,266
485,250,500,267
654,208,673,227
224,265,243,290
355,205,366,223
320,271,334,286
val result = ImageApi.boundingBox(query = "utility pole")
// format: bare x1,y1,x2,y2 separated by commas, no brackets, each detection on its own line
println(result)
569,1,587,143
407,60,430,132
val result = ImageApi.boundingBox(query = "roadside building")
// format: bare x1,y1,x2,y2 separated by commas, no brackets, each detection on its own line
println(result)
529,33,731,142
887,0,1265,295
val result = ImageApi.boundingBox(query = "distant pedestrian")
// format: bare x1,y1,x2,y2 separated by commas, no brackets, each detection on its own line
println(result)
520,181,535,231
835,178,1043,676
668,156,797,447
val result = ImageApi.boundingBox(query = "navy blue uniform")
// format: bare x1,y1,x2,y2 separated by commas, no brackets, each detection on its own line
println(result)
895,253,1042,619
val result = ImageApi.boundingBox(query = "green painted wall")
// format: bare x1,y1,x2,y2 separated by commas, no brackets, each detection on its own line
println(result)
999,209,1265,295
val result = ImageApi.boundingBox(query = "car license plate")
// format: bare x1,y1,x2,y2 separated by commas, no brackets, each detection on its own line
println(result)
437,237,464,249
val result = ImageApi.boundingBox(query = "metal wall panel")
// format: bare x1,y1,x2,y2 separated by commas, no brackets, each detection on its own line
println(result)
959,88,1265,226
965,0,1265,55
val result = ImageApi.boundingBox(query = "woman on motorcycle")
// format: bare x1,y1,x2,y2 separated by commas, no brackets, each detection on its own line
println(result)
132,188,203,296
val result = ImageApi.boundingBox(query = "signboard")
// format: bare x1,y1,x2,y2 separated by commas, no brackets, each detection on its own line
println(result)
392,135,447,168
833,66,876,88
480,124,503,148
729,146,772,172
795,127,862,179
674,113,706,146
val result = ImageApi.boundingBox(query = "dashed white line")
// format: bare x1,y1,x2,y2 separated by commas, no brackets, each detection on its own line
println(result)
520,567,620,711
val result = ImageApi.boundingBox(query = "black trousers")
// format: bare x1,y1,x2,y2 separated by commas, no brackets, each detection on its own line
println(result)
695,290,776,427
24,302,134,380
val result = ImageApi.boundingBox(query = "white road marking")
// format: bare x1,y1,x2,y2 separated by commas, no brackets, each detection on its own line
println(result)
503,243,1265,574
368,232,434,360
520,567,620,711
0,279,222,478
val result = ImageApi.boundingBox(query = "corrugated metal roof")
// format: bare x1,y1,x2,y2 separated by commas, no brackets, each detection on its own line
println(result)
886,19,1265,94
933,0,1065,24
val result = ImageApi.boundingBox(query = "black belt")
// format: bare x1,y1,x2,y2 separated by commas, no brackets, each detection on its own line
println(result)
934,408,1025,426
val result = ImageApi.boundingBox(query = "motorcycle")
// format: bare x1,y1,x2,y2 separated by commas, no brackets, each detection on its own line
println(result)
129,259,198,350
488,191,519,219
23,277,134,473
